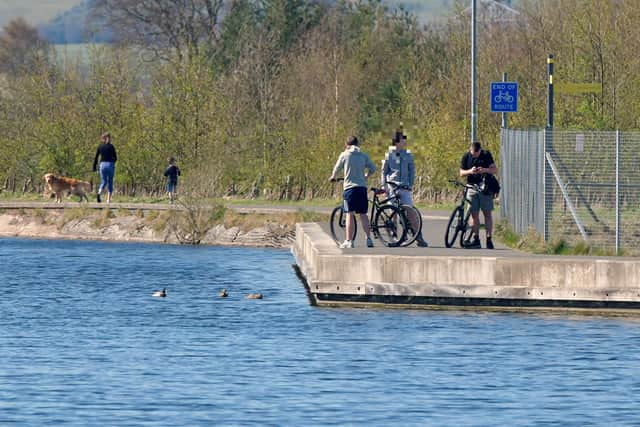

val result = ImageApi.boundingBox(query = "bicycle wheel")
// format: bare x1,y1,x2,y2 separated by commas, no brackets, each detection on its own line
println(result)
330,206,357,245
444,207,463,248
400,204,422,247
459,208,473,247
373,205,408,247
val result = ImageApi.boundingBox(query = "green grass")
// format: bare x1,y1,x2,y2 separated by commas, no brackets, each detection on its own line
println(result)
0,192,45,201
495,219,628,256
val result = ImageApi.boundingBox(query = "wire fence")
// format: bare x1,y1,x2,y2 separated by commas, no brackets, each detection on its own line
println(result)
501,128,640,253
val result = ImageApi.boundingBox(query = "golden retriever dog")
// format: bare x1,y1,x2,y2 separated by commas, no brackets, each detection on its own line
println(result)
43,173,91,203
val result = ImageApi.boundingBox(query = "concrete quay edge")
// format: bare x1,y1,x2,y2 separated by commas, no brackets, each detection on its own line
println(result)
292,222,640,313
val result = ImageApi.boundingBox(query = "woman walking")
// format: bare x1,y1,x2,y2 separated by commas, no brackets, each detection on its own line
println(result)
92,132,117,203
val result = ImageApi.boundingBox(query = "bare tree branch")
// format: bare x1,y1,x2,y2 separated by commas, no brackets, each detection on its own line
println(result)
90,0,225,62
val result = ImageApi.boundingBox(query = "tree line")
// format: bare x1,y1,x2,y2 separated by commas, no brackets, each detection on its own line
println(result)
0,0,638,201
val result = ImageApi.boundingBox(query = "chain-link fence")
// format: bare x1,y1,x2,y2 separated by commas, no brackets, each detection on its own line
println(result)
501,128,640,253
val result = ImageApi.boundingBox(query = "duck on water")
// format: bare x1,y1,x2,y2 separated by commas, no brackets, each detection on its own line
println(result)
152,288,167,297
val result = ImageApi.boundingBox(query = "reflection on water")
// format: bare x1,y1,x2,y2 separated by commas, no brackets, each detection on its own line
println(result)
0,238,639,426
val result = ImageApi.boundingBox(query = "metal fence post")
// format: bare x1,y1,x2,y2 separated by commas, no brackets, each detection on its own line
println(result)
616,130,621,253
502,128,640,252
543,129,550,241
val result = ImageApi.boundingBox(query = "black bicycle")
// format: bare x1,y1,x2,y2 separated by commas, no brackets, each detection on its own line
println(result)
330,179,409,247
444,180,480,248
383,181,423,247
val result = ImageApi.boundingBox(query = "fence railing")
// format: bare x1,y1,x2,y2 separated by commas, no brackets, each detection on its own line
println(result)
500,128,640,253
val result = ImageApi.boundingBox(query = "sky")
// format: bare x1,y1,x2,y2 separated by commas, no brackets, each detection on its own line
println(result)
0,0,81,27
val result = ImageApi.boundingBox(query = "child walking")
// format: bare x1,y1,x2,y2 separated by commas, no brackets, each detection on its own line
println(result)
164,157,181,203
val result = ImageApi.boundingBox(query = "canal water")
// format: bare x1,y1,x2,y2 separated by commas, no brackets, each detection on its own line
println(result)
1,238,639,426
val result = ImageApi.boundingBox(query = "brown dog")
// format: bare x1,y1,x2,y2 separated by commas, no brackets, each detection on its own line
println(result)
43,173,91,203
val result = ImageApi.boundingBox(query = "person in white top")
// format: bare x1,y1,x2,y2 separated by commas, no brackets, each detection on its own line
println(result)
381,131,428,247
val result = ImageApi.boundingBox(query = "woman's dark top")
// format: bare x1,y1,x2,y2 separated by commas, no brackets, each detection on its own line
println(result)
93,143,118,171
164,165,181,183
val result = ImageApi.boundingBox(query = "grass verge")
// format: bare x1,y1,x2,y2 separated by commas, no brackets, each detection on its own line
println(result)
495,219,627,256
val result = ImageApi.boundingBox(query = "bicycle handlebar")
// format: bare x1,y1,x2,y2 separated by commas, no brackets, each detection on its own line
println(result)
384,181,411,190
449,180,481,191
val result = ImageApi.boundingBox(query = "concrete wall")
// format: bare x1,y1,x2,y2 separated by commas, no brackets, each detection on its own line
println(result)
293,223,640,312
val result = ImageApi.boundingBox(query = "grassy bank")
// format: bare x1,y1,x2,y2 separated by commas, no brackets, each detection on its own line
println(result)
494,219,629,257
0,203,329,246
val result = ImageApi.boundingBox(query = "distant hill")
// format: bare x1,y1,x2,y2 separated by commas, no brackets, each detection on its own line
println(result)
387,0,520,22
0,0,79,28
39,0,112,44
387,0,455,21
37,0,519,44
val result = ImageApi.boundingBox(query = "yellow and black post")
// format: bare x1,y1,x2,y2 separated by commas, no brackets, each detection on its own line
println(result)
543,54,555,241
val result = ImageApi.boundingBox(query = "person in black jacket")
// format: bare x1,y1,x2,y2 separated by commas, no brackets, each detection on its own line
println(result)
163,157,181,203
459,141,498,249
92,132,117,203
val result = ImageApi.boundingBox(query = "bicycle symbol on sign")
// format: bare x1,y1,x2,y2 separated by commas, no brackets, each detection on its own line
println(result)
493,90,514,103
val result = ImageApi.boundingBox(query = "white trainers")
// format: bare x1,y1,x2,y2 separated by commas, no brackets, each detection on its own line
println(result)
339,240,354,248
366,237,374,248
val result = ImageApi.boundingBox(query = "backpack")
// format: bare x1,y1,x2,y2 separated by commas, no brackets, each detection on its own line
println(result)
482,174,501,196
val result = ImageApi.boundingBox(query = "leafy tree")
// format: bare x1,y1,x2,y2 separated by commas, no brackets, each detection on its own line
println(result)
0,18,49,76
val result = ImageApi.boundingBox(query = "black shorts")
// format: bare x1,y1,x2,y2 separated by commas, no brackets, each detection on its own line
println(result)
343,187,368,214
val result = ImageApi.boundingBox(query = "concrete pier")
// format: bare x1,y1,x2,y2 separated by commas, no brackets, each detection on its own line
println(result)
292,222,640,313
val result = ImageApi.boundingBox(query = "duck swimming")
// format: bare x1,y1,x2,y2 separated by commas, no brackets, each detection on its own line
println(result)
152,288,167,297
245,293,263,299
218,289,228,298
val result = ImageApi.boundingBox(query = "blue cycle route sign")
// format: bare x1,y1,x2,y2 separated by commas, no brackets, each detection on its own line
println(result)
490,82,518,113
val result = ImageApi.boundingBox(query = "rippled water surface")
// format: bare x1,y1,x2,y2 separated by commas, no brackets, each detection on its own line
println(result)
1,238,640,426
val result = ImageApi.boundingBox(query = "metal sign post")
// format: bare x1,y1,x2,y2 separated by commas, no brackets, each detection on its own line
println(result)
502,72,508,128
471,0,477,143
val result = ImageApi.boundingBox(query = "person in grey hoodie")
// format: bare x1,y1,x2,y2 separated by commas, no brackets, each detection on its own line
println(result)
381,131,428,247
329,136,377,248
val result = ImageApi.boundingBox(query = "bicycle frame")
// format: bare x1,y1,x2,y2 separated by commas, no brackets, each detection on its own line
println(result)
445,180,480,248
368,188,394,225
336,189,387,232
456,186,472,215
371,181,407,212
329,178,408,246
367,182,410,246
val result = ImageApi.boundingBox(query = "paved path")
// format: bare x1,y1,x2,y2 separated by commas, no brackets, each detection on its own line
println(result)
0,201,182,210
319,213,528,258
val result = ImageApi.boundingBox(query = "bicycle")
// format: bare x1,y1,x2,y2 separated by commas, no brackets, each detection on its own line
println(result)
383,181,423,247
329,179,356,244
329,179,409,247
444,180,481,248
